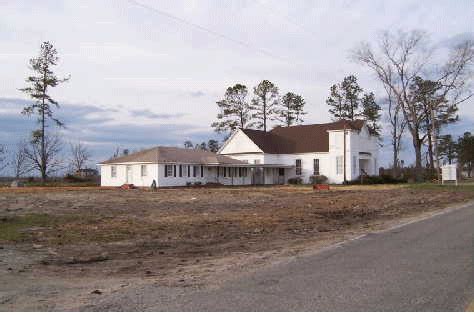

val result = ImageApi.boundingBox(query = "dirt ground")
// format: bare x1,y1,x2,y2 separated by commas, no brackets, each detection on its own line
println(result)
1,185,473,310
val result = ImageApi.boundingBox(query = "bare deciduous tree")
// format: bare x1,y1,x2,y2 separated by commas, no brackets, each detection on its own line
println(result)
382,81,406,176
25,134,63,178
352,30,474,180
69,142,91,173
11,140,32,178
0,144,7,174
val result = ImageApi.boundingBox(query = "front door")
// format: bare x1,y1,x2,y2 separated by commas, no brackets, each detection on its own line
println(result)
126,165,132,184
278,168,285,184
252,167,264,185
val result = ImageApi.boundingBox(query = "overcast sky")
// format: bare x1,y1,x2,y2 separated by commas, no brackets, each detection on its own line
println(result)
0,0,473,168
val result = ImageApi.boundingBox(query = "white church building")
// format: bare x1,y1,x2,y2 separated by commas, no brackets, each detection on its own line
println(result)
99,120,379,187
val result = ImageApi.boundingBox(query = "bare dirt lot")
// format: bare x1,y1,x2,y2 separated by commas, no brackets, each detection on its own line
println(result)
1,185,473,310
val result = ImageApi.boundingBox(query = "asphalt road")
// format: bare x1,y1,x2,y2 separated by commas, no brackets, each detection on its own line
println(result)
86,203,474,311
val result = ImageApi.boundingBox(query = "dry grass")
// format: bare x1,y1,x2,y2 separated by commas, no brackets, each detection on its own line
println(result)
1,185,473,284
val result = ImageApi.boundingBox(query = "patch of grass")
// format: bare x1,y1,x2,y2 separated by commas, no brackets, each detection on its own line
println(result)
406,182,474,192
23,181,98,187
0,213,53,241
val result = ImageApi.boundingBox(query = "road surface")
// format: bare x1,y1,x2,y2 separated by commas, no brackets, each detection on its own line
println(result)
85,203,474,311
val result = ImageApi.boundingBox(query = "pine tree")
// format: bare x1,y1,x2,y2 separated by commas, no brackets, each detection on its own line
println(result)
361,92,381,136
20,41,69,181
438,135,457,164
457,132,474,177
280,92,306,127
341,75,363,120
207,140,220,153
326,84,345,121
212,84,254,133
326,75,363,121
251,80,280,131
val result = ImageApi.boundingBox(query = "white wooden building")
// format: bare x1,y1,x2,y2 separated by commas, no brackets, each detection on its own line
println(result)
218,119,379,184
98,146,290,187
98,120,379,187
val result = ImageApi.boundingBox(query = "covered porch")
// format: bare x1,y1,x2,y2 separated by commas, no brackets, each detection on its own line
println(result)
204,164,293,185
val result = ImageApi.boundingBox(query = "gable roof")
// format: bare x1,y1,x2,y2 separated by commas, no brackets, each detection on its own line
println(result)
241,120,366,154
99,146,248,165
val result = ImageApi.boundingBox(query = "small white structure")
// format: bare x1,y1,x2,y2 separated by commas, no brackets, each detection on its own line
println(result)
441,164,458,185
219,119,379,184
98,146,290,187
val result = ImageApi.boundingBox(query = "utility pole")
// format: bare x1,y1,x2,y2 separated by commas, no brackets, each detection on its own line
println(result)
343,123,347,184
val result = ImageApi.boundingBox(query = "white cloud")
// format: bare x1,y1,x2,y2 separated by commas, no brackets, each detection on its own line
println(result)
0,0,473,166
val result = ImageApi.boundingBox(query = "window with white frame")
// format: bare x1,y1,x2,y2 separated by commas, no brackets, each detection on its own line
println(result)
165,165,173,177
296,159,302,175
242,167,248,177
141,165,147,177
313,159,320,175
179,165,183,177
193,165,198,177
111,165,117,178
336,156,343,175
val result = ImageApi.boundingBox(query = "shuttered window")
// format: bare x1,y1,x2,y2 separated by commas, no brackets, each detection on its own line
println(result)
296,159,302,176
313,159,320,176
165,165,173,177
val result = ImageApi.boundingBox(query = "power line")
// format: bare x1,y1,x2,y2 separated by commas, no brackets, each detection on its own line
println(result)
126,0,289,62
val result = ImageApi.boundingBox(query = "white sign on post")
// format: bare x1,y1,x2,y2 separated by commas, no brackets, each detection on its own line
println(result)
441,164,458,185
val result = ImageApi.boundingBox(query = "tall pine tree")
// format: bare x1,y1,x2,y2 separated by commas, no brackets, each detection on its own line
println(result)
326,75,363,121
20,41,69,181
361,92,381,136
251,80,280,131
280,92,306,127
212,84,254,133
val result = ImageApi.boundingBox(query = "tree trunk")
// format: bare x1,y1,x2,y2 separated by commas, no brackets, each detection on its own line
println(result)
426,130,434,169
41,102,46,182
392,139,398,177
263,98,267,132
41,71,47,183
413,137,423,182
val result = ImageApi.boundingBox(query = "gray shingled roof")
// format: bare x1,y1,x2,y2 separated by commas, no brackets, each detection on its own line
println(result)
241,120,366,154
99,146,249,165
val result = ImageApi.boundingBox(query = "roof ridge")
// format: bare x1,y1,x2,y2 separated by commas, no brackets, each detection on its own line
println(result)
271,119,365,131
